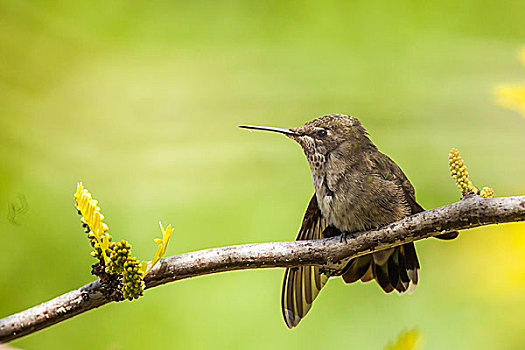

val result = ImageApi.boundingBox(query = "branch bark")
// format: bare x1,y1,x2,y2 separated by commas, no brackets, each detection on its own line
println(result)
1,195,524,342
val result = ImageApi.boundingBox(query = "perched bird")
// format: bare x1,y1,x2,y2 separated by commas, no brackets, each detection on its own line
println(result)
240,114,458,328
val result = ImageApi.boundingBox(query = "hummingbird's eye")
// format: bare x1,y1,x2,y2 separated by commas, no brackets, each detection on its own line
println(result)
316,129,328,138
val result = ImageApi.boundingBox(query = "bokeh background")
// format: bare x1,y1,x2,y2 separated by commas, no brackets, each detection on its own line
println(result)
1,1,524,349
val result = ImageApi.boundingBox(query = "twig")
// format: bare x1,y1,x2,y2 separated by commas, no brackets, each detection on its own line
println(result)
1,195,524,342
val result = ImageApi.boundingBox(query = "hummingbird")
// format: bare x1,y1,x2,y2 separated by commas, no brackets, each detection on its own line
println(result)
240,114,458,329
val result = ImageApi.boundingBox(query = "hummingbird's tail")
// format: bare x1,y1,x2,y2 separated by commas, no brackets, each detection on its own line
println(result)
281,265,329,329
281,243,420,329
341,243,420,294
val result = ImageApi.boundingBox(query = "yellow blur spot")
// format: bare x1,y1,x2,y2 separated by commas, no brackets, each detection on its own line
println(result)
462,223,525,296
494,84,525,117
493,47,525,117
384,329,421,350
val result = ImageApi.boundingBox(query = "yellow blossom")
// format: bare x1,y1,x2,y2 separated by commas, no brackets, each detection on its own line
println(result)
74,182,111,264
73,182,151,301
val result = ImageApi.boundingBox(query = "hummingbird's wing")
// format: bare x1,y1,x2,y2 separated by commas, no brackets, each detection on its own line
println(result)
340,153,422,294
341,152,457,294
375,152,459,240
281,194,331,329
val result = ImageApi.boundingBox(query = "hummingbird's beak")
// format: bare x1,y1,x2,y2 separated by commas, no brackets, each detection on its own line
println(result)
239,125,300,136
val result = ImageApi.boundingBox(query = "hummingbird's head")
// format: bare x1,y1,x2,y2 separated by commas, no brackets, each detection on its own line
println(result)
240,114,371,158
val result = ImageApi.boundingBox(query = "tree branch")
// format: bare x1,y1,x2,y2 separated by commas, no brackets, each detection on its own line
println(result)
1,195,524,342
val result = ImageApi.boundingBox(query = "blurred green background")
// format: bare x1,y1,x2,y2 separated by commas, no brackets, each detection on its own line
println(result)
1,1,524,349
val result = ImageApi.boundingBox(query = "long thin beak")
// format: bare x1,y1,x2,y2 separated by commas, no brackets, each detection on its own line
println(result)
239,125,300,136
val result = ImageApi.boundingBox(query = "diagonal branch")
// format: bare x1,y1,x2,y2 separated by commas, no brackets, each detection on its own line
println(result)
1,195,525,342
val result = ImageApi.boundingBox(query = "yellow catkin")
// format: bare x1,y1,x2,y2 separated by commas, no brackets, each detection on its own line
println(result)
448,148,477,194
448,150,495,198
107,240,132,275
122,257,146,300
480,187,495,198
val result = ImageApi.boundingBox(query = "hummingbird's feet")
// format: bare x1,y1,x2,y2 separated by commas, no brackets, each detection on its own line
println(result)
339,232,348,243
